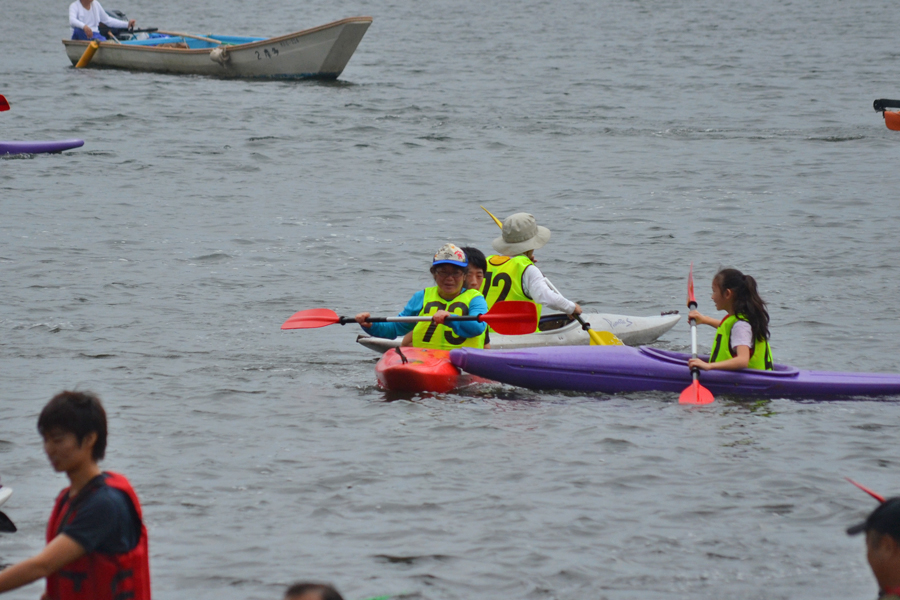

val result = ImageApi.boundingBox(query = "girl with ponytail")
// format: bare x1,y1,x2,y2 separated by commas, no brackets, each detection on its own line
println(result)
687,268,774,371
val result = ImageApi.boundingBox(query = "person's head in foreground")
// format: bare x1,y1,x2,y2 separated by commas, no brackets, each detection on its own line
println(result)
284,582,345,600
0,390,150,598
38,390,108,471
848,497,900,598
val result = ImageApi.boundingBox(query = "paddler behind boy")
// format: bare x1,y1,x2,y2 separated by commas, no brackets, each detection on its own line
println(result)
483,212,582,325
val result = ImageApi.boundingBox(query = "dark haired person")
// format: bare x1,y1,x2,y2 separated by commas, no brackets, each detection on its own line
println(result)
687,267,774,371
460,246,487,295
284,582,345,600
0,391,150,599
460,246,491,348
848,497,900,599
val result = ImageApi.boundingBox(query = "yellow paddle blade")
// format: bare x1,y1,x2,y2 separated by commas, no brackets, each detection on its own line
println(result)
588,328,624,346
481,206,504,229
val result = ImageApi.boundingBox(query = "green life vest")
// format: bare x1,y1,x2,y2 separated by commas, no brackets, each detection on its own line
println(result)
483,255,543,327
410,287,486,350
710,314,774,370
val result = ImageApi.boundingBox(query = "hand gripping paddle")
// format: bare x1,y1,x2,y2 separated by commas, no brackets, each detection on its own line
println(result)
281,300,539,336
679,264,715,405
480,205,623,345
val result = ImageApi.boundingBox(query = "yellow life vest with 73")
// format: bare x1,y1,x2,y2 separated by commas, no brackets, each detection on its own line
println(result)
483,255,543,326
411,287,486,350
710,314,774,370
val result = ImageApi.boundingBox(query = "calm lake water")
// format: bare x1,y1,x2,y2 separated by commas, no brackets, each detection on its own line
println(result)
1,0,899,598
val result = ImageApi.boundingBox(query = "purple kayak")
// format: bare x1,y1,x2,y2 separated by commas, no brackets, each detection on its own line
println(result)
0,139,84,155
449,345,900,399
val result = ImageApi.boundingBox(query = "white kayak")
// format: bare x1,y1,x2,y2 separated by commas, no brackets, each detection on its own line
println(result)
0,487,10,508
357,311,682,352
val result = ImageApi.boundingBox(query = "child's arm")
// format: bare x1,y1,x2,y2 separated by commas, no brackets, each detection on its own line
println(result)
687,309,721,328
0,534,85,592
688,345,751,371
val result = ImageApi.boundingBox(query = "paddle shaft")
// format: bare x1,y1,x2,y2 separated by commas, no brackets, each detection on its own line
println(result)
545,277,592,329
689,300,700,381
158,30,223,44
339,315,485,325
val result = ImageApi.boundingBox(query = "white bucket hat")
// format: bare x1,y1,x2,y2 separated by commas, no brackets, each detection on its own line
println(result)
491,213,551,256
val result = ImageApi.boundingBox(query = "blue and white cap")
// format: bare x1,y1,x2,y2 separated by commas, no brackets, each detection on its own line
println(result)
432,243,468,268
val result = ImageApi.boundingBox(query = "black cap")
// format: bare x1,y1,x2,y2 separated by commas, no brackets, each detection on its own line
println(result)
847,497,900,537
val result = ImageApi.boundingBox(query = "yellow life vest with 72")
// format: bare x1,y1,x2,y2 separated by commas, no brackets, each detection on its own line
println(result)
483,255,543,325
710,314,774,370
411,287,486,350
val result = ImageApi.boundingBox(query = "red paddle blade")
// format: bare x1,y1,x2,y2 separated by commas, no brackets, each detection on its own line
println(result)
687,262,696,307
0,95,9,111
281,308,341,330
679,379,715,405
846,477,886,503
482,300,538,335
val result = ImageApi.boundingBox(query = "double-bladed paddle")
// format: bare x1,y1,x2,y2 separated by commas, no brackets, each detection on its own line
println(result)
480,206,623,346
679,264,715,405
281,300,538,336
0,95,9,112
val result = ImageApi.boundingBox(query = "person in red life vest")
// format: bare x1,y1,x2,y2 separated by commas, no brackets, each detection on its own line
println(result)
848,497,900,600
0,391,150,599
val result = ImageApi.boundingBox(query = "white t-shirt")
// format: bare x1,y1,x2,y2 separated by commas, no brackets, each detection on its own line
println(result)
730,320,753,350
521,265,577,314
69,0,128,32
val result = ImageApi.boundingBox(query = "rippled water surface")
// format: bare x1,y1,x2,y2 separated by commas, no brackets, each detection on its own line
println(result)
2,0,900,598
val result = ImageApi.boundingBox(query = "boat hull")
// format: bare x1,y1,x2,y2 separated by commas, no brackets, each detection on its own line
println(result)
0,139,84,155
62,17,372,79
358,312,681,352
376,347,487,393
450,345,900,399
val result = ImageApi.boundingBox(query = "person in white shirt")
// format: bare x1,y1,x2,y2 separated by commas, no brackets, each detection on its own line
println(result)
483,212,583,319
69,0,136,41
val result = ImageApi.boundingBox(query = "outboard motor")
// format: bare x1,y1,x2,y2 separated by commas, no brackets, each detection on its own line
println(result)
98,9,129,38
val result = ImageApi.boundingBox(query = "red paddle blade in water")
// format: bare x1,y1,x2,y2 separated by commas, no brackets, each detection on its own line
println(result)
281,308,341,329
481,301,538,335
846,477,886,503
679,379,715,405
687,262,696,307
0,95,9,111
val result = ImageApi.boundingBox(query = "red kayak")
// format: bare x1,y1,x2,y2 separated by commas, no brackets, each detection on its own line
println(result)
376,347,489,393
